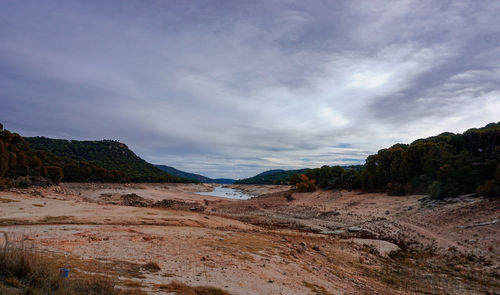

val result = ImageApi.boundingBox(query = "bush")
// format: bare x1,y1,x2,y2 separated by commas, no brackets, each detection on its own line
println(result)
476,180,500,197
156,281,232,295
386,182,407,196
295,174,316,192
45,166,63,184
409,175,432,194
428,181,443,199
284,192,295,201
141,262,160,272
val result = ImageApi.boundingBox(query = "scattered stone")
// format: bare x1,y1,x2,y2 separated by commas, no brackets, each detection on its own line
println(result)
348,226,362,232
460,219,498,229
120,193,150,207
154,199,205,212
319,211,340,218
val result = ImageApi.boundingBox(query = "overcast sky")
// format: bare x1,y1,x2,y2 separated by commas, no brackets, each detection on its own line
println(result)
1,0,499,179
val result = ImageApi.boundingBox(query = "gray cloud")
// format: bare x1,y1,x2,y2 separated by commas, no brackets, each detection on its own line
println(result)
1,0,499,178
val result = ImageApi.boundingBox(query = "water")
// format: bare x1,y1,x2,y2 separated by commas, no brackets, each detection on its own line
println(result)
195,186,253,200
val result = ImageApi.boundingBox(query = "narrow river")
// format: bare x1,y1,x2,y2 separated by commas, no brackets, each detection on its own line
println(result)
195,186,253,200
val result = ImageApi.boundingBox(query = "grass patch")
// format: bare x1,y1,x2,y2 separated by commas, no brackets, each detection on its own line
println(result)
5,276,22,288
0,198,19,203
302,281,334,295
369,249,500,294
121,280,143,288
40,215,74,223
141,262,160,272
155,281,233,295
0,234,146,295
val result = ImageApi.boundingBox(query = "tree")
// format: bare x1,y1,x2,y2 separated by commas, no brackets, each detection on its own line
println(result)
296,174,316,192
45,166,63,184
290,174,300,186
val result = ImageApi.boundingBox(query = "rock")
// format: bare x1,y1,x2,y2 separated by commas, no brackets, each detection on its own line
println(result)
348,226,362,232
319,211,340,217
331,230,346,235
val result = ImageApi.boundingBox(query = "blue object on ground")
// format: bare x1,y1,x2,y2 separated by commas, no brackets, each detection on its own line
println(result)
60,268,70,278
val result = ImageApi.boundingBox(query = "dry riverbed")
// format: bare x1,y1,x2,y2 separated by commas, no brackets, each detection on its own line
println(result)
1,183,499,294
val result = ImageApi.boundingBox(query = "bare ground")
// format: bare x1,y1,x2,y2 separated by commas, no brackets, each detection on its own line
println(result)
0,183,498,294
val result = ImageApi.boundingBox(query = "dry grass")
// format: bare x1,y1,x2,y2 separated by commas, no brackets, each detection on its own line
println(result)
367,249,500,294
141,262,161,272
0,234,147,295
4,276,22,288
155,281,232,295
0,197,19,203
302,281,335,295
40,215,74,223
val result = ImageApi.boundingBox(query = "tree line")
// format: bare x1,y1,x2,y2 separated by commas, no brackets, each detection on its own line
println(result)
291,122,500,198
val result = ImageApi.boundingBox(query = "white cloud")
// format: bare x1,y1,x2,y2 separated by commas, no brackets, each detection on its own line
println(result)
1,0,499,178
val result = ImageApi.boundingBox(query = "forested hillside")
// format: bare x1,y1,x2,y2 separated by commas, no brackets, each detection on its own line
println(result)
300,123,500,198
0,124,129,186
25,137,189,183
155,164,213,183
238,123,500,198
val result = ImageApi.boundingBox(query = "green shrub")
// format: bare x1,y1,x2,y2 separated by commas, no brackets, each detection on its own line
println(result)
386,182,407,196
476,180,500,197
45,166,63,184
429,181,443,199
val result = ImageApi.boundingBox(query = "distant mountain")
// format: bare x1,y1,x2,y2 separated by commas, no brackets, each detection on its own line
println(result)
155,165,236,183
213,178,236,184
155,165,212,183
255,169,285,177
25,137,190,183
235,169,309,185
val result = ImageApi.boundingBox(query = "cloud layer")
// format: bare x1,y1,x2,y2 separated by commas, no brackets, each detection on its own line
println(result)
1,0,499,178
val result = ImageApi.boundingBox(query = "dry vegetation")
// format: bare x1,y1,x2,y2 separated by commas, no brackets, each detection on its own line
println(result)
0,234,146,295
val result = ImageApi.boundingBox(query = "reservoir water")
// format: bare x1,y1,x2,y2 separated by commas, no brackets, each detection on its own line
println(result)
196,186,253,200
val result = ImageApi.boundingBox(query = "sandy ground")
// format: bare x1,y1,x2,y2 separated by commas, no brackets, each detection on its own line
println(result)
1,183,499,294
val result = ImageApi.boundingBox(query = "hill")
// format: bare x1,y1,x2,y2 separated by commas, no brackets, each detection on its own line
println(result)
155,165,236,184
235,169,309,185
24,137,189,183
213,178,236,184
255,169,285,177
1,124,131,185
155,165,212,183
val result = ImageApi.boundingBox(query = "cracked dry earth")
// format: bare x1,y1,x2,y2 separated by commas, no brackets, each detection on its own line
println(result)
1,183,499,294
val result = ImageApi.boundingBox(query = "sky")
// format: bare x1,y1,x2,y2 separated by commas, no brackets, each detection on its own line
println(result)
1,0,500,179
